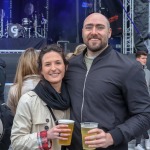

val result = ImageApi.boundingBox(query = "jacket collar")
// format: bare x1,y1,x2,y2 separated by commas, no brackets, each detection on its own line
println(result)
82,45,112,59
143,65,147,69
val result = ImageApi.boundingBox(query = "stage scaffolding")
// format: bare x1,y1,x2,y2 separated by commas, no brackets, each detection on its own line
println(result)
88,0,134,54
122,0,134,54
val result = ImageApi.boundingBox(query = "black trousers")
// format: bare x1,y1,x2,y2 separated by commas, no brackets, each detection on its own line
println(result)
135,131,149,145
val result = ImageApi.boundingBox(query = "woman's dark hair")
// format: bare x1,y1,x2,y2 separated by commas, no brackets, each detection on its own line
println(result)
38,44,69,72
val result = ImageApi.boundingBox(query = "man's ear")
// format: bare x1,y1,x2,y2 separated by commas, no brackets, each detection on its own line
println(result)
108,28,112,38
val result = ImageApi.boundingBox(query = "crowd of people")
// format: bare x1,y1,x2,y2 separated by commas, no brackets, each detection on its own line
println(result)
0,13,150,150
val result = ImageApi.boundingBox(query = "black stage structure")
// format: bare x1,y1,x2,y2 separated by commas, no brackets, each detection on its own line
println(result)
0,38,46,50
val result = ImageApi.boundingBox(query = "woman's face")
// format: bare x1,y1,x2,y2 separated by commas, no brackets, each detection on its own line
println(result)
41,51,66,86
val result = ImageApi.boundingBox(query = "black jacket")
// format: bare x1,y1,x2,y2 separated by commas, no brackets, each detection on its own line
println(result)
0,104,14,150
0,58,6,104
65,46,150,150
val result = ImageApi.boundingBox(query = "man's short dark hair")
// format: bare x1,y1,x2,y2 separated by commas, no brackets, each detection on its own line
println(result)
135,51,148,58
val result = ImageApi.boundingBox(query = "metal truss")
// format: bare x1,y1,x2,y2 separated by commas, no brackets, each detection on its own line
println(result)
122,0,134,54
93,0,134,54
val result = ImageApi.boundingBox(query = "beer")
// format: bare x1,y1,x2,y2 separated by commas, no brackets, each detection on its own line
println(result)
58,119,74,146
81,122,98,150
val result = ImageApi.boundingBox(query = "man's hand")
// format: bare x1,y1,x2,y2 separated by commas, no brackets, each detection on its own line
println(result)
84,128,114,149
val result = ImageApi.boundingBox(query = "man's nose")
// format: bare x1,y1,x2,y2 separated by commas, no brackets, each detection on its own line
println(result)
91,27,97,34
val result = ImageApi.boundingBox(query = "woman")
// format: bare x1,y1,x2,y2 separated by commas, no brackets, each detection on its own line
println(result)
7,47,40,115
11,44,70,150
65,44,86,60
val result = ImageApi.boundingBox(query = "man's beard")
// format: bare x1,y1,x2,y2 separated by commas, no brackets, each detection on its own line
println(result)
86,41,108,52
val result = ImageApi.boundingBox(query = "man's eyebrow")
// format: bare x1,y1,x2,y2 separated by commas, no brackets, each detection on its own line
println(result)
84,23,93,26
84,24,105,27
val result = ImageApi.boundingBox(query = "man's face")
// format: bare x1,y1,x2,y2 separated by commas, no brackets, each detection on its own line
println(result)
136,55,147,66
82,13,112,52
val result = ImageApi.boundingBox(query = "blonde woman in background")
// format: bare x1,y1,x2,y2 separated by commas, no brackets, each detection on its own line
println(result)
73,44,86,56
65,44,86,60
7,47,41,115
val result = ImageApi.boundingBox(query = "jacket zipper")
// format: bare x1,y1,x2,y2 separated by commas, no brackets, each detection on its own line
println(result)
81,70,89,122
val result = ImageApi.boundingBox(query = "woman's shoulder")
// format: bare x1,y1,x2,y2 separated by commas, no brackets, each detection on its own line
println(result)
19,91,37,102
19,91,45,107
17,91,47,117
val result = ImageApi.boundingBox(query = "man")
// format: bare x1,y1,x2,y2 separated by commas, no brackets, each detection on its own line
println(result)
136,51,150,94
65,13,150,150
135,51,150,150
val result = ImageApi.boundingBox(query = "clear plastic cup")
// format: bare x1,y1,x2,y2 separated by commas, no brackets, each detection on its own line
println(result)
81,122,98,150
58,119,74,146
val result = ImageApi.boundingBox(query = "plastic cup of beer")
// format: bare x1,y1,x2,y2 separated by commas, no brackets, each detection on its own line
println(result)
81,122,98,150
58,119,74,146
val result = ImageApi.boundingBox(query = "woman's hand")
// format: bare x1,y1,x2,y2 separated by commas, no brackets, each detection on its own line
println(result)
47,124,71,140
84,128,114,149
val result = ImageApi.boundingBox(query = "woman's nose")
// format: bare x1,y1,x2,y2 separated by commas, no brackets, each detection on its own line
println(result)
51,64,56,70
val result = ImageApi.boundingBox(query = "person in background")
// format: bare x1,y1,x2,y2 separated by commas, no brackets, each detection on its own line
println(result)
73,44,86,56
136,51,150,94
11,44,70,150
7,47,40,115
65,13,150,150
135,50,150,150
0,58,6,104
65,44,86,60
0,58,13,150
